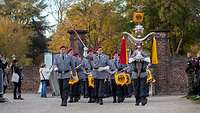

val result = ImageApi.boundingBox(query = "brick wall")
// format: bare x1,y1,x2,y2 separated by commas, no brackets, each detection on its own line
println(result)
154,31,188,95
7,66,40,93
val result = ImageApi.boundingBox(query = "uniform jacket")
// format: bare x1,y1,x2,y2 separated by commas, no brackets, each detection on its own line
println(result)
53,54,76,79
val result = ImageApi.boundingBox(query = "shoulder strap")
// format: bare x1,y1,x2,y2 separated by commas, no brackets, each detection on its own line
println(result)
40,69,46,80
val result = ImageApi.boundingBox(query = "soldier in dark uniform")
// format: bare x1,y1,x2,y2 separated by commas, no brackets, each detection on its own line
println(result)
82,49,96,103
68,50,80,103
110,52,119,103
129,44,150,106
93,47,112,105
53,46,76,106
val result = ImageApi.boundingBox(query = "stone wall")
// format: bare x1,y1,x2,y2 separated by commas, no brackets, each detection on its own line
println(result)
154,31,188,95
7,66,40,93
168,57,188,94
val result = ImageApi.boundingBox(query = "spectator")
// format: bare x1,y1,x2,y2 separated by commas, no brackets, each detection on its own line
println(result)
0,54,8,94
39,63,52,98
11,59,24,100
196,56,200,97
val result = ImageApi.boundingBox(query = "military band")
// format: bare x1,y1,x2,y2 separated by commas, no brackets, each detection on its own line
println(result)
53,45,152,107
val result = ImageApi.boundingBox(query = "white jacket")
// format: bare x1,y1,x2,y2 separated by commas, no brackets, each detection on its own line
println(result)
39,67,52,80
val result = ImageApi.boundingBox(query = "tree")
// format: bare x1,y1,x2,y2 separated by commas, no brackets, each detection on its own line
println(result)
0,16,31,61
0,0,49,64
48,0,128,56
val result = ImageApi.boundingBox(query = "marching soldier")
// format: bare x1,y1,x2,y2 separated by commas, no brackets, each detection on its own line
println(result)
110,52,119,103
53,46,76,106
82,49,96,103
93,47,112,105
129,43,150,106
68,52,82,103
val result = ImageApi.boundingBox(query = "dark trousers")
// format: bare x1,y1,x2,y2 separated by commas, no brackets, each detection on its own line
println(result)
134,77,149,101
197,76,200,96
94,79,105,98
117,85,126,98
58,78,70,100
69,81,80,98
87,79,95,98
80,80,88,97
13,82,22,98
3,85,7,94
111,79,117,99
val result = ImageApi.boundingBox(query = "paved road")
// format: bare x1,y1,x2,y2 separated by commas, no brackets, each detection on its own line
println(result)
0,94,200,113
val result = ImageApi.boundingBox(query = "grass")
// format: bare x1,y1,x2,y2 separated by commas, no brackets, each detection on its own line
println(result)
185,95,200,104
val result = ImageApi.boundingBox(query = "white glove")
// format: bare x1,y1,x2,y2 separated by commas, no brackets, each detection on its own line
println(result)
144,57,151,63
97,67,104,71
97,66,110,71
54,67,58,71
129,58,135,63
83,47,88,57
84,47,88,51
104,66,110,70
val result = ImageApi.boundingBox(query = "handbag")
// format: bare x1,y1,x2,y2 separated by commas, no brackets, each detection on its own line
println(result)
11,72,19,83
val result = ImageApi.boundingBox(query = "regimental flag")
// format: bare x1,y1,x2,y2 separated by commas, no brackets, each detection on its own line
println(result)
119,36,128,64
151,37,158,64
133,12,144,23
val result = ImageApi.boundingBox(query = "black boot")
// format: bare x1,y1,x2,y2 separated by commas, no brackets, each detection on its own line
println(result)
91,98,96,103
113,97,117,103
135,98,140,106
88,98,92,103
141,97,147,106
118,97,122,103
18,95,24,100
74,97,79,102
99,98,103,105
95,98,99,103
68,97,73,103
61,98,67,106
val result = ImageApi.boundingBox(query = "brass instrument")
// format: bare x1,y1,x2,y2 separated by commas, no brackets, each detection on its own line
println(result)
88,74,94,88
68,71,79,85
146,68,155,83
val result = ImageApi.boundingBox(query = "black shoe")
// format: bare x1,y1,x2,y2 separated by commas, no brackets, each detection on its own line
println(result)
61,99,67,106
117,98,123,103
68,98,74,103
99,99,103,105
121,98,125,103
113,100,117,103
14,97,18,100
141,98,147,106
18,98,24,100
135,103,140,106
91,98,96,103
61,102,67,106
95,98,99,103
113,97,117,103
88,98,93,103
74,98,79,102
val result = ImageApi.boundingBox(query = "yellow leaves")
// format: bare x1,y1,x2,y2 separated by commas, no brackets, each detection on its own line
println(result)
48,22,71,53
0,16,31,61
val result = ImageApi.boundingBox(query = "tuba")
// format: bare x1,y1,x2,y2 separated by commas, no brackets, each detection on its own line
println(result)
114,72,128,86
68,71,79,85
88,74,94,88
